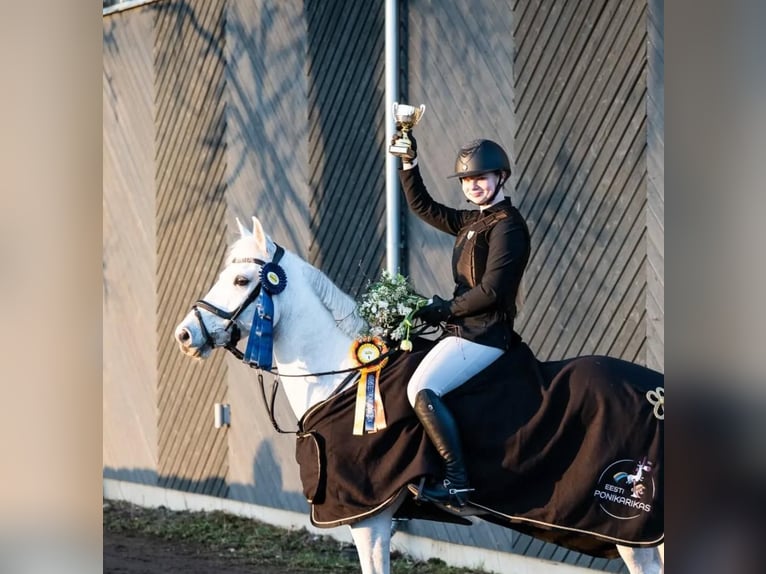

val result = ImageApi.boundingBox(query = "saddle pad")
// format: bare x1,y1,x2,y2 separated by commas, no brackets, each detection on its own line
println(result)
295,339,664,558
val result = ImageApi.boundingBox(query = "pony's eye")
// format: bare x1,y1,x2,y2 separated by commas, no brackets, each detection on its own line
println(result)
234,275,250,287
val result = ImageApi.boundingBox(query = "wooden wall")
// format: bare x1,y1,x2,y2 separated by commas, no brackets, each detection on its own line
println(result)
306,0,388,298
512,0,649,366
223,0,311,512
153,0,230,497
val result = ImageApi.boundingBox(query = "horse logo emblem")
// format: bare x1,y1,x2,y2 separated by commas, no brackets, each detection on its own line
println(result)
613,457,653,499
594,456,656,520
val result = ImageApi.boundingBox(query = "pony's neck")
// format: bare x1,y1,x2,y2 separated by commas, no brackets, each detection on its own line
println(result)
270,256,365,420
273,334,358,419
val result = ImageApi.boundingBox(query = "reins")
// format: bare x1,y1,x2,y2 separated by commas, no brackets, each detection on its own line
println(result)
252,346,400,435
249,345,399,378
255,369,361,434
248,323,438,434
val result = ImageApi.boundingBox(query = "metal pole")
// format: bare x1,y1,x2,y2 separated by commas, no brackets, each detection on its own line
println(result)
385,0,400,274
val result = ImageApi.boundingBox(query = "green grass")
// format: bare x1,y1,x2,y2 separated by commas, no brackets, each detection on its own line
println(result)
104,499,489,573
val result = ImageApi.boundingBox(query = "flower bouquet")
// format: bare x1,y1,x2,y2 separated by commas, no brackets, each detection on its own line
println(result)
357,270,427,351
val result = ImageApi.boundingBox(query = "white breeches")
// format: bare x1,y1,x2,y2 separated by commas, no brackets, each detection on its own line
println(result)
406,336,504,406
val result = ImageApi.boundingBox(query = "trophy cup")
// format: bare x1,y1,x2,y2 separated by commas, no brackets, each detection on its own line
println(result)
389,102,426,159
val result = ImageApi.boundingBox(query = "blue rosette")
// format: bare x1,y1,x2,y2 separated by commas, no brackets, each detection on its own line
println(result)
260,262,287,294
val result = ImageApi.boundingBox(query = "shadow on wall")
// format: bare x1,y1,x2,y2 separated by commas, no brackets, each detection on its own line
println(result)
405,1,516,299
104,466,159,486
224,0,310,252
236,439,309,512
105,434,306,514
104,438,308,513
304,0,388,299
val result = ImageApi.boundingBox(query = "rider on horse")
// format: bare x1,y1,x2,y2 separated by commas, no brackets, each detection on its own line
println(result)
390,132,531,507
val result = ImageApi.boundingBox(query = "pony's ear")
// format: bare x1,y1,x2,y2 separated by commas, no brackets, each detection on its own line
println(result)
235,217,251,238
251,216,274,255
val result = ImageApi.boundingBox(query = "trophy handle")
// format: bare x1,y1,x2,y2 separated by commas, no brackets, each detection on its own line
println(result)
392,102,400,116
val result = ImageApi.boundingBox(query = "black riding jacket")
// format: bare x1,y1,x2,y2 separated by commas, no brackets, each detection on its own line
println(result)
400,165,531,350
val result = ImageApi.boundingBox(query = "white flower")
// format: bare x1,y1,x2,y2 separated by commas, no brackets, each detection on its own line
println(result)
357,271,424,340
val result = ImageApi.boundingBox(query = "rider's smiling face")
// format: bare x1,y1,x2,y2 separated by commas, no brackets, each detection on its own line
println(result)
461,172,500,205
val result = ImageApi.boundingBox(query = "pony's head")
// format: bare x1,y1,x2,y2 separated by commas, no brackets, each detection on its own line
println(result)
174,215,283,360
174,215,366,369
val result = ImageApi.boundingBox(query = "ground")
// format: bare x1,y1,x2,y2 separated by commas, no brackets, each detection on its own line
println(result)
104,530,317,574
102,500,358,574
102,499,485,574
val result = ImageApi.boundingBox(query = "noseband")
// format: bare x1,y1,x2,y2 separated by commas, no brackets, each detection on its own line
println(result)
191,244,285,361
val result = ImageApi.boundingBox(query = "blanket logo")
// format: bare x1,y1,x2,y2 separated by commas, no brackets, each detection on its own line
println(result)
594,456,655,520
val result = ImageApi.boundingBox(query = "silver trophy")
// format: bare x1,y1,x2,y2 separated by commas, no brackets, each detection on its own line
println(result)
389,102,426,159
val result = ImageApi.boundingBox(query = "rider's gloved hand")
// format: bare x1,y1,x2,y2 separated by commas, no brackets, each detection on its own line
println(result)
413,295,451,325
389,122,418,162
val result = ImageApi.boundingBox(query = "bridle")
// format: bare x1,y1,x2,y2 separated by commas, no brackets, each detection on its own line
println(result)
191,244,285,361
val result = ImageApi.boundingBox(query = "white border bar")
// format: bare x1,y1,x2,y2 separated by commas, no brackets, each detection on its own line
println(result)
103,0,160,17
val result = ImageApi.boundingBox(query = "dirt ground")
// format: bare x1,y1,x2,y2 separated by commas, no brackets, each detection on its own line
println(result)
102,498,361,574
103,530,315,574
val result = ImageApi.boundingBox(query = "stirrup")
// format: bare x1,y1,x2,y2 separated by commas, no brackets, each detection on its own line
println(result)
408,477,475,508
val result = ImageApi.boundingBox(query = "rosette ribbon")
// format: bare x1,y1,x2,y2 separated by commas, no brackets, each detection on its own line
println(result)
351,338,389,435
243,260,287,370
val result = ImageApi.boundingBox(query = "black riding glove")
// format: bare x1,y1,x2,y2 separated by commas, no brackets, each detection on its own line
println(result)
389,122,418,161
414,295,452,326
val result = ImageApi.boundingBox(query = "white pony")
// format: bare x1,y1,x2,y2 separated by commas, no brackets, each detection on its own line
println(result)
174,216,664,574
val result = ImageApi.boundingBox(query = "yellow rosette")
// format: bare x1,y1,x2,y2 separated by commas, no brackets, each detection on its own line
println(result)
350,337,389,435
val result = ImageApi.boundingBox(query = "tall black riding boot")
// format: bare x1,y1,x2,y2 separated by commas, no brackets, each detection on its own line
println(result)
413,389,474,507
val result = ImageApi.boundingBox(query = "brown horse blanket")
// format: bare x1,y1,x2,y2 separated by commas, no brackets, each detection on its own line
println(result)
295,339,664,558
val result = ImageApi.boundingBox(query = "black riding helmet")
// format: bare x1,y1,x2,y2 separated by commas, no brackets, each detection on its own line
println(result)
448,139,511,205
447,139,511,180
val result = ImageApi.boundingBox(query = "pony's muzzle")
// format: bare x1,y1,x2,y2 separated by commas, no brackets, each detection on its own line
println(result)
174,323,206,357
176,327,192,345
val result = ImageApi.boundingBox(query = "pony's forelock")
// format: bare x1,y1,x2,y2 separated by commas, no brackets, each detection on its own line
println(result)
226,234,269,264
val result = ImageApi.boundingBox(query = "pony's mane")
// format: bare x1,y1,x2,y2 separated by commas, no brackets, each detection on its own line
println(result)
303,264,367,338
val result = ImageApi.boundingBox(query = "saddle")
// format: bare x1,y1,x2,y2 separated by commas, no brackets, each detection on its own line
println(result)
295,338,664,558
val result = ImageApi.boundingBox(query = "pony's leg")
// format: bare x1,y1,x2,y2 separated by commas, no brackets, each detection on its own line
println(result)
617,545,663,574
348,492,406,574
